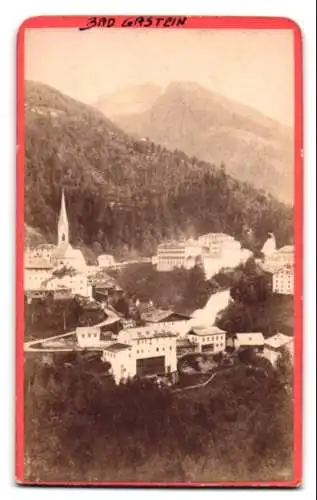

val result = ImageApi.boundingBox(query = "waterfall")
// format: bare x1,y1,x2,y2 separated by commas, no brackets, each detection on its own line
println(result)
190,289,231,327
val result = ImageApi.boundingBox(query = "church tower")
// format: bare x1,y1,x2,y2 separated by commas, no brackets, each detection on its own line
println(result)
58,189,69,247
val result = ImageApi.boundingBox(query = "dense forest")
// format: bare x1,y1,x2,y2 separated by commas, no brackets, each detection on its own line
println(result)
24,349,294,483
25,81,293,259
24,296,106,341
110,262,216,312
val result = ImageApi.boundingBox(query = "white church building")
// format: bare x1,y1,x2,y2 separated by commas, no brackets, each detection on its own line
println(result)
51,190,87,272
24,190,91,297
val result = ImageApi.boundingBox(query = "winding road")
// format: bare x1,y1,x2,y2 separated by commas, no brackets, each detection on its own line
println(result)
24,307,120,353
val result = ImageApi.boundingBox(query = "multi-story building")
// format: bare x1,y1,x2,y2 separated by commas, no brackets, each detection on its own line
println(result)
197,233,241,255
24,244,56,266
102,324,178,384
141,309,192,339
43,269,92,298
264,245,294,271
263,332,293,366
156,238,205,272
156,241,187,271
24,259,53,291
187,325,227,353
155,233,249,278
273,264,294,295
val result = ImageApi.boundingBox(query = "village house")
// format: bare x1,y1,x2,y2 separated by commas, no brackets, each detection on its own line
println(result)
230,332,265,353
263,333,294,366
88,270,118,302
272,264,294,295
24,258,53,291
187,325,227,353
42,268,92,298
141,309,192,338
76,326,104,349
97,254,116,268
102,324,178,384
101,343,134,384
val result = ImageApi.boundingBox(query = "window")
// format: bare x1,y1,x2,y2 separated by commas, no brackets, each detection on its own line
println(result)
156,347,159,352
88,333,91,338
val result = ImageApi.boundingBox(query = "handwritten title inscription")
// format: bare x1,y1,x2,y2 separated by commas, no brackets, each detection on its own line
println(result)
79,16,188,31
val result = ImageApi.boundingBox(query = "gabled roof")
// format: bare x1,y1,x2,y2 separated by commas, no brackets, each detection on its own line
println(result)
236,332,264,345
142,309,191,323
53,242,86,261
190,325,226,337
264,333,293,350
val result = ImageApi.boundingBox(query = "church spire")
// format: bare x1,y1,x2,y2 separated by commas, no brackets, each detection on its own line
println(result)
58,189,69,246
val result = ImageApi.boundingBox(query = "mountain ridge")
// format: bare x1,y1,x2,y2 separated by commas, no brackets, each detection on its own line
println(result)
100,81,293,203
93,83,162,117
25,80,293,259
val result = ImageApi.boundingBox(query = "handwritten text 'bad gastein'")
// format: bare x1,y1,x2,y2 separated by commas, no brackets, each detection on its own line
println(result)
79,16,188,31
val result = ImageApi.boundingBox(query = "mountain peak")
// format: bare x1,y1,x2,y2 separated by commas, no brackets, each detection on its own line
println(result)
93,83,162,117
110,81,293,203
165,81,207,93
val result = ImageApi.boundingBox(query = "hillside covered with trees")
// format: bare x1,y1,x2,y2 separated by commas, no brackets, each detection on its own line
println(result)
24,351,294,483
25,81,293,259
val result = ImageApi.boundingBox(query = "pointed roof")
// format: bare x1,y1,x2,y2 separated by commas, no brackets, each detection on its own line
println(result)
59,189,68,223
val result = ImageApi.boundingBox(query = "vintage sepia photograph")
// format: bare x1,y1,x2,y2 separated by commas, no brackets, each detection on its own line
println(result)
18,18,301,486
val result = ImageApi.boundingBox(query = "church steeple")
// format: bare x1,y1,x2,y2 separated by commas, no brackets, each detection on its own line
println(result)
58,189,69,246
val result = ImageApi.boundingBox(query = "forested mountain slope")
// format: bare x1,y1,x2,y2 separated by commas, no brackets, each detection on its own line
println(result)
25,81,293,258
110,81,293,204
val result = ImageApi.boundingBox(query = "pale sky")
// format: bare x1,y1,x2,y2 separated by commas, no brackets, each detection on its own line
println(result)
25,28,294,126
